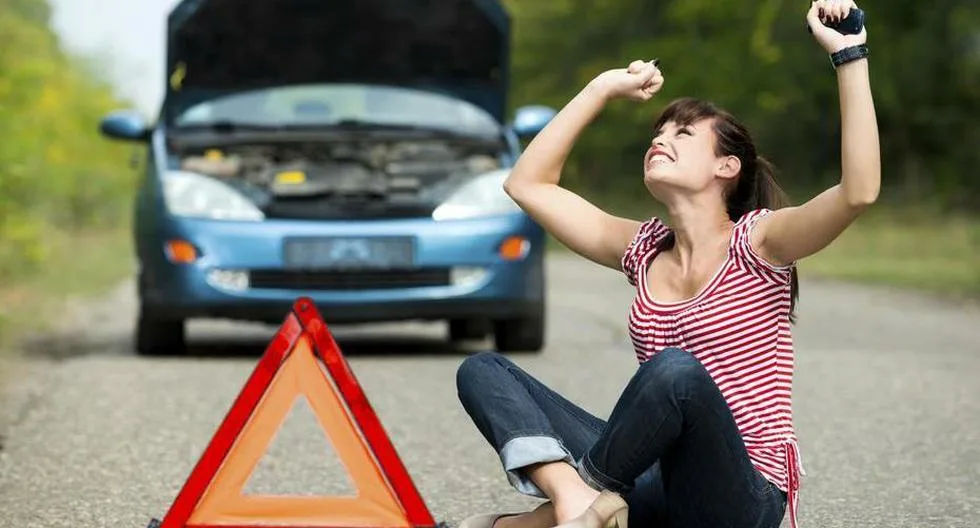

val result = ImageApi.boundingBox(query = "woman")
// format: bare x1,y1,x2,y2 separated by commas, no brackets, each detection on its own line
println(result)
456,1,879,528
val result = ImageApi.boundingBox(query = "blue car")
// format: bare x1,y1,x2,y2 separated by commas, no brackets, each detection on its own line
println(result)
99,0,556,356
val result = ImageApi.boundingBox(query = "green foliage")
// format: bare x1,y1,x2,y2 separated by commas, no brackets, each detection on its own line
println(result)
0,0,974,298
0,0,135,282
504,0,980,210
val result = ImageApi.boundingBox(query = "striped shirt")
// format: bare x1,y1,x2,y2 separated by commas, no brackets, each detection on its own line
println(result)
621,208,804,528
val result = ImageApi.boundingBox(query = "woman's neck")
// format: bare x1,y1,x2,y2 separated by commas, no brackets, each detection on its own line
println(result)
664,196,734,267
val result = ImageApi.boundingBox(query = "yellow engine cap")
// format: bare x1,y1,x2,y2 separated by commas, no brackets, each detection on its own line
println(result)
275,171,307,184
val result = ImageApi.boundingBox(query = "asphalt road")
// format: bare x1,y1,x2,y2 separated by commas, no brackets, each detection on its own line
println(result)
0,254,978,528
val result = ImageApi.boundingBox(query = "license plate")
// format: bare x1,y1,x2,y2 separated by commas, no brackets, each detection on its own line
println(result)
283,237,415,269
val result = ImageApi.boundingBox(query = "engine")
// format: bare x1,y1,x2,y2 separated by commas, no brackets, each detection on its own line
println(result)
175,139,502,219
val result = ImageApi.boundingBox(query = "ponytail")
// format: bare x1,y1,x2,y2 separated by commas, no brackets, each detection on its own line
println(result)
726,155,790,218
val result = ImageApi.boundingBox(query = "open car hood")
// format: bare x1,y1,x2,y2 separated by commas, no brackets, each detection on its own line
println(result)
163,0,510,123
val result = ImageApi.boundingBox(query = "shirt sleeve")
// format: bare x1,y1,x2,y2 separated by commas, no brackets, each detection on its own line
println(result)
731,208,795,285
621,218,669,287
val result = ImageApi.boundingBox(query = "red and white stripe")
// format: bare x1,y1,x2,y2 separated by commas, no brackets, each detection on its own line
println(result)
621,209,805,528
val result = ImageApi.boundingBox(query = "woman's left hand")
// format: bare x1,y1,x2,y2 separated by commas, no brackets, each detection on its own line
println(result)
806,0,867,54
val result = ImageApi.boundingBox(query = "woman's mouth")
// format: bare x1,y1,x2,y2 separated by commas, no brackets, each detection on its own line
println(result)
647,148,675,169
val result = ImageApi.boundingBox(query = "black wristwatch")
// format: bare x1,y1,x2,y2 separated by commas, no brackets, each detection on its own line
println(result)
830,44,869,69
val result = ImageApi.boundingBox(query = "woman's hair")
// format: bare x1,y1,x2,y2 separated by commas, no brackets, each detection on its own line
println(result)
652,97,799,322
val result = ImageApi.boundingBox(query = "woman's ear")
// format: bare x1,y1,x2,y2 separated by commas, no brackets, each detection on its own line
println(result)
717,155,741,180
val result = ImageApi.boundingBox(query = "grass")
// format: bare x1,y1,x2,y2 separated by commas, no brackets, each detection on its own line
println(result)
546,191,979,300
799,209,979,298
0,226,135,352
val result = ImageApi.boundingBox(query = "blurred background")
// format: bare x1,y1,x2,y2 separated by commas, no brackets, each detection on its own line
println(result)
0,0,977,345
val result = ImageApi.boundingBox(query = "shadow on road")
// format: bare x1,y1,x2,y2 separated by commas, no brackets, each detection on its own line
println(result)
184,333,487,359
20,321,493,361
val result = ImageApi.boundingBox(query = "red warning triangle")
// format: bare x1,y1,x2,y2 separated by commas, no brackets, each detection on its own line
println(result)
152,297,437,528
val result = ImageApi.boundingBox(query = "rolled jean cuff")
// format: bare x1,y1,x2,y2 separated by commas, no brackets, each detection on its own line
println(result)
500,435,575,498
578,452,631,494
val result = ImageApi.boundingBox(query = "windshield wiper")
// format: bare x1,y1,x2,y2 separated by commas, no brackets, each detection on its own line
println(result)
326,119,498,139
177,120,285,133
176,119,495,140
314,119,456,134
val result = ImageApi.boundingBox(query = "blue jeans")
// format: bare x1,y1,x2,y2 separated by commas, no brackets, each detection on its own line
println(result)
456,348,787,528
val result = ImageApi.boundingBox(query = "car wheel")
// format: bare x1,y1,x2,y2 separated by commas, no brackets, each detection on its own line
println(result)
493,313,545,353
448,318,490,342
136,310,186,356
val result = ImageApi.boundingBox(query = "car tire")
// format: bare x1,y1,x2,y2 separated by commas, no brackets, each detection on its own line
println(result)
448,318,490,342
136,310,186,356
493,313,545,353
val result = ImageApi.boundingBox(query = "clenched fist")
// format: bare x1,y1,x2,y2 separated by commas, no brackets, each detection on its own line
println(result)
590,59,664,103
807,0,868,54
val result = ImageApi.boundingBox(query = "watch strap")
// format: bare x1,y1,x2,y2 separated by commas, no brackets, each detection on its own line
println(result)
830,44,869,68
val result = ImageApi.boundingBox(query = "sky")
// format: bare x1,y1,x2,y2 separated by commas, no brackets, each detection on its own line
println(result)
48,0,179,115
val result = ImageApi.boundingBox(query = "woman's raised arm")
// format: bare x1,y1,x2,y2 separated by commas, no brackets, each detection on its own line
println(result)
754,0,881,266
504,60,664,271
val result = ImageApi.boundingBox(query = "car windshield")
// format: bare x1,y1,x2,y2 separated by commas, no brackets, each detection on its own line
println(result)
173,84,500,136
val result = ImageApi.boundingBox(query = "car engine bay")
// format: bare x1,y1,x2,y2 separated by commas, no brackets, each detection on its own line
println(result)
172,137,505,219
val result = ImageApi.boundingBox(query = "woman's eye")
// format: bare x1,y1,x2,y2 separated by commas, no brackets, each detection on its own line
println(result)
678,128,692,136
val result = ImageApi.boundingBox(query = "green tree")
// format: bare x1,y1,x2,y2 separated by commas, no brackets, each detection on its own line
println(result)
504,0,980,209
0,0,134,281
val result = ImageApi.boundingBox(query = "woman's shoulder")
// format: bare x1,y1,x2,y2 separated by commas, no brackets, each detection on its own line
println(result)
621,216,671,286
629,216,673,256
637,216,672,241
729,208,795,278
729,208,777,244
734,208,775,228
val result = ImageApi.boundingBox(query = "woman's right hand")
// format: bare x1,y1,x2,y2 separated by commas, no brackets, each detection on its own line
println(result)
591,60,664,102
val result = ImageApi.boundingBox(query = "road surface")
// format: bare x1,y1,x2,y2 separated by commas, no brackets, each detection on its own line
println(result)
1,254,978,528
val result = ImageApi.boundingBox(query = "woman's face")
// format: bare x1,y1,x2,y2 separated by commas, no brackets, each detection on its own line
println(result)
643,118,729,196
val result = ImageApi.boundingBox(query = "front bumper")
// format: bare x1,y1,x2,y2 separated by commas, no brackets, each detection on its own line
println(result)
143,298,543,325
138,213,545,324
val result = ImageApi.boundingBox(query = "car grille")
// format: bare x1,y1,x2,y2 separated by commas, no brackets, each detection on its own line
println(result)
263,199,435,220
249,268,451,290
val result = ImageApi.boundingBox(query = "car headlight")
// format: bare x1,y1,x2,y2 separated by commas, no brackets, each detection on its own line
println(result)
432,169,522,221
161,170,264,221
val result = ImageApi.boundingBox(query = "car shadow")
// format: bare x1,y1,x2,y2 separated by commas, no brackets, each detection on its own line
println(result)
182,319,493,359
184,332,489,359
20,321,492,361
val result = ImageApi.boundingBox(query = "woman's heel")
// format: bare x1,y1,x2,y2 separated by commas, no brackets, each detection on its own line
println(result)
604,505,628,528
557,490,628,528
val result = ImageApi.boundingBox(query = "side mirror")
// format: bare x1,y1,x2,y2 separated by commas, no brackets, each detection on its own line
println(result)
513,105,557,139
100,110,151,142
